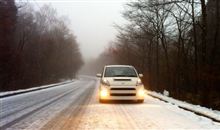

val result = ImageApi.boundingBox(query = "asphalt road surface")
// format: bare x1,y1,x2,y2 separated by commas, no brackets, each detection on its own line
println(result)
0,76,220,130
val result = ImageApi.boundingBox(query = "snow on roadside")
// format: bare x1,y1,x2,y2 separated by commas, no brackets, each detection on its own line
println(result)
0,80,75,97
147,90,220,122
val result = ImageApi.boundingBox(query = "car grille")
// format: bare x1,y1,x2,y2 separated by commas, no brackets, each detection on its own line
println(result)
110,93,136,96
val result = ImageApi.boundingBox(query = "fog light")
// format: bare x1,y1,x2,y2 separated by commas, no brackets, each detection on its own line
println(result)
100,90,108,98
138,89,145,97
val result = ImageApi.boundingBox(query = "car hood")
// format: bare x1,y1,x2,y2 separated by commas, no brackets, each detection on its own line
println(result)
104,77,138,86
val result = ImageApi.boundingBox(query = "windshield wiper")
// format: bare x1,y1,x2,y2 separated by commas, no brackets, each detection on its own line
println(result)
114,75,126,77
114,75,136,77
126,75,137,77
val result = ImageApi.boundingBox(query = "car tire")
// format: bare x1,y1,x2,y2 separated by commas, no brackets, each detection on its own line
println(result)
137,99,144,103
99,98,105,103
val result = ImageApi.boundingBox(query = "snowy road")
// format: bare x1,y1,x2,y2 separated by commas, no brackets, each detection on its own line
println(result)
1,77,220,130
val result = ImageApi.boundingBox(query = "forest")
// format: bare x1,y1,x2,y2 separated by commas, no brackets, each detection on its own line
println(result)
0,1,83,91
87,0,220,110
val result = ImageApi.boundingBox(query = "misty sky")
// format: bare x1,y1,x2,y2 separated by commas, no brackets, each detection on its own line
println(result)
30,0,128,60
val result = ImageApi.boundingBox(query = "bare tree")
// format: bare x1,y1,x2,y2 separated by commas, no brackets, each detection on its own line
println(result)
95,0,220,109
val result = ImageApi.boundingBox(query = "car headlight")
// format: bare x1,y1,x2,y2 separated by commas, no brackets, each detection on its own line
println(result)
136,78,143,86
100,89,109,98
101,79,110,86
137,88,145,97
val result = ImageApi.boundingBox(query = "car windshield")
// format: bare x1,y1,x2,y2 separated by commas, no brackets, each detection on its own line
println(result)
104,67,137,77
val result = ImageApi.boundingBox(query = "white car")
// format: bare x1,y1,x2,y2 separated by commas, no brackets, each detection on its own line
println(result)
97,65,145,103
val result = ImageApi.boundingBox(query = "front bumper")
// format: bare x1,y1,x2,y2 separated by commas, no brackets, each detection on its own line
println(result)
99,85,145,100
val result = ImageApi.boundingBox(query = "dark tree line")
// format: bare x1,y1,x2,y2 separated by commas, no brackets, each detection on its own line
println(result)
95,0,220,109
0,1,83,91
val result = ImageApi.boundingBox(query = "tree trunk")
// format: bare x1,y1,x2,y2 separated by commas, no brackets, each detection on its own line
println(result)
200,0,208,64
191,0,198,93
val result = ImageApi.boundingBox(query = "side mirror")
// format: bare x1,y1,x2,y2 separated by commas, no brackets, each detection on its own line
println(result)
139,74,143,78
96,73,102,78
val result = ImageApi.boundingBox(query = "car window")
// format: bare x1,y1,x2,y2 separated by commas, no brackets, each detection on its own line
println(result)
104,67,137,77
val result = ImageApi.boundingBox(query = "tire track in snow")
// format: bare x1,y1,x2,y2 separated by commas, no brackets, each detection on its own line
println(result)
40,80,96,130
0,82,78,115
73,80,158,130
0,84,82,130
1,89,73,120
112,103,136,129
122,103,161,129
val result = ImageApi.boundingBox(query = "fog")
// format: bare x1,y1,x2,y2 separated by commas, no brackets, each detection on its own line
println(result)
32,0,128,60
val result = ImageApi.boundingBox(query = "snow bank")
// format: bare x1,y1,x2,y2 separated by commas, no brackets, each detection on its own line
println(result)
147,91,220,122
0,80,75,98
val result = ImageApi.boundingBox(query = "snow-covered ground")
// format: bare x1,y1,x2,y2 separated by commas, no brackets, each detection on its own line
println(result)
147,91,220,122
74,88,220,129
1,77,220,130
